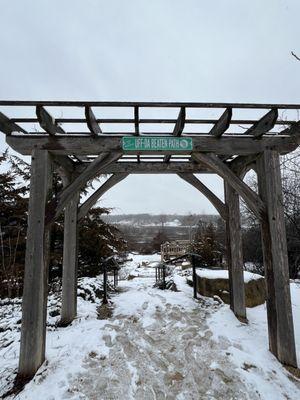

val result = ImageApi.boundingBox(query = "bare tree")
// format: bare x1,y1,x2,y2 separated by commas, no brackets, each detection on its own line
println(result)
291,51,300,61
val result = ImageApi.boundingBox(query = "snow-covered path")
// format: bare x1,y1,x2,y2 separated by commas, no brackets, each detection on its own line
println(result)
69,274,259,400
1,254,300,399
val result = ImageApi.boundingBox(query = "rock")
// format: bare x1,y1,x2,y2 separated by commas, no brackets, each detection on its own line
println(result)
194,270,266,307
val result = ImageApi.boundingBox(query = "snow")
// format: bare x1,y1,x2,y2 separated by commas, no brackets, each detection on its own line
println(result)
164,219,181,227
196,268,263,282
110,219,182,227
208,283,300,400
0,254,300,399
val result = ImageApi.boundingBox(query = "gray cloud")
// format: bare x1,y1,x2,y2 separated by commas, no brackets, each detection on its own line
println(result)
0,0,299,214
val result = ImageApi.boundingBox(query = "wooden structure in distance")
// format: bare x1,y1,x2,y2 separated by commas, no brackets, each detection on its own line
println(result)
0,100,299,378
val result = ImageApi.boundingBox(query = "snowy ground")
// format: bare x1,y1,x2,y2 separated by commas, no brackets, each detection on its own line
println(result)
0,254,300,399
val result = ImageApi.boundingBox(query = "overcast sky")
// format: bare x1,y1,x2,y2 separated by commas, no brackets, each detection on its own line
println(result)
0,0,300,214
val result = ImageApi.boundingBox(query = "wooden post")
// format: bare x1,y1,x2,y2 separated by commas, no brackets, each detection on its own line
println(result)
103,264,108,304
113,268,118,288
60,191,79,325
162,265,166,289
224,183,234,311
224,183,247,322
192,255,197,299
257,150,297,367
18,150,52,378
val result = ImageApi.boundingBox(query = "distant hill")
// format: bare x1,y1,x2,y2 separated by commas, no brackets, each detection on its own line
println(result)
103,213,219,227
102,214,220,252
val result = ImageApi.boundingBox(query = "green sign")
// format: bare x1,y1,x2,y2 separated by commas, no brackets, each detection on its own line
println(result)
122,136,193,151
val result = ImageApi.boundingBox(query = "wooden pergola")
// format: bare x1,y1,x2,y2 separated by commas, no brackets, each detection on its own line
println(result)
0,100,299,378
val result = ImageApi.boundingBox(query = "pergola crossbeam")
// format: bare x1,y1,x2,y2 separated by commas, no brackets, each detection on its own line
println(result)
92,161,212,174
85,106,102,136
134,106,140,163
1,100,300,108
6,134,299,156
281,120,300,136
209,108,232,138
0,111,27,135
134,106,139,136
9,117,298,126
164,107,185,162
245,108,278,138
36,106,65,135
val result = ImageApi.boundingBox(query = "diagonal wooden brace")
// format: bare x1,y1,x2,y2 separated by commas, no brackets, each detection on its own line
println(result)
78,173,129,221
192,153,265,220
177,172,228,220
46,152,122,224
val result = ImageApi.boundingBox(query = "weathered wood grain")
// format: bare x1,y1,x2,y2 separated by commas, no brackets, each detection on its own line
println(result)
52,155,76,174
224,183,233,311
9,116,297,126
6,134,299,156
51,160,212,175
1,99,300,109
134,106,139,136
280,120,300,136
134,107,140,162
18,150,52,378
224,182,247,321
209,108,232,137
164,107,186,162
245,108,278,138
36,105,65,135
228,154,259,177
85,106,102,136
91,162,212,174
61,187,80,325
0,111,27,135
257,150,297,367
257,162,278,357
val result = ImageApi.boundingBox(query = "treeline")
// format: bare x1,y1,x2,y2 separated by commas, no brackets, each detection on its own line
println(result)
127,149,300,279
0,150,127,298
140,218,225,266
